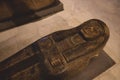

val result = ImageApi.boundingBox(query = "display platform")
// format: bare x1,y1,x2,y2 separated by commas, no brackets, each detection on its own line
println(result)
0,0,63,32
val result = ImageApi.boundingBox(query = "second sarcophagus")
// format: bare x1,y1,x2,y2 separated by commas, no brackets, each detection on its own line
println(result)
0,19,109,80
0,0,63,32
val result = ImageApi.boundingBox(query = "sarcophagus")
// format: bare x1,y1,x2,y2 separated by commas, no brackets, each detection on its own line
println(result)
0,0,63,32
0,19,109,80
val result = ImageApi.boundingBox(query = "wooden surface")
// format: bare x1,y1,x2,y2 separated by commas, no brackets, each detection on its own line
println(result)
0,0,120,80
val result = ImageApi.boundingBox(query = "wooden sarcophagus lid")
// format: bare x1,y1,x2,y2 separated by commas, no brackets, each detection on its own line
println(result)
0,19,109,80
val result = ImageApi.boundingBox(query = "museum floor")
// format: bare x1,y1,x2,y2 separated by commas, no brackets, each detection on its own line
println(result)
0,0,120,80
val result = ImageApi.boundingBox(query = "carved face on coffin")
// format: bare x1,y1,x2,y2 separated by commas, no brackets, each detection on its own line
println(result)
80,20,103,40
